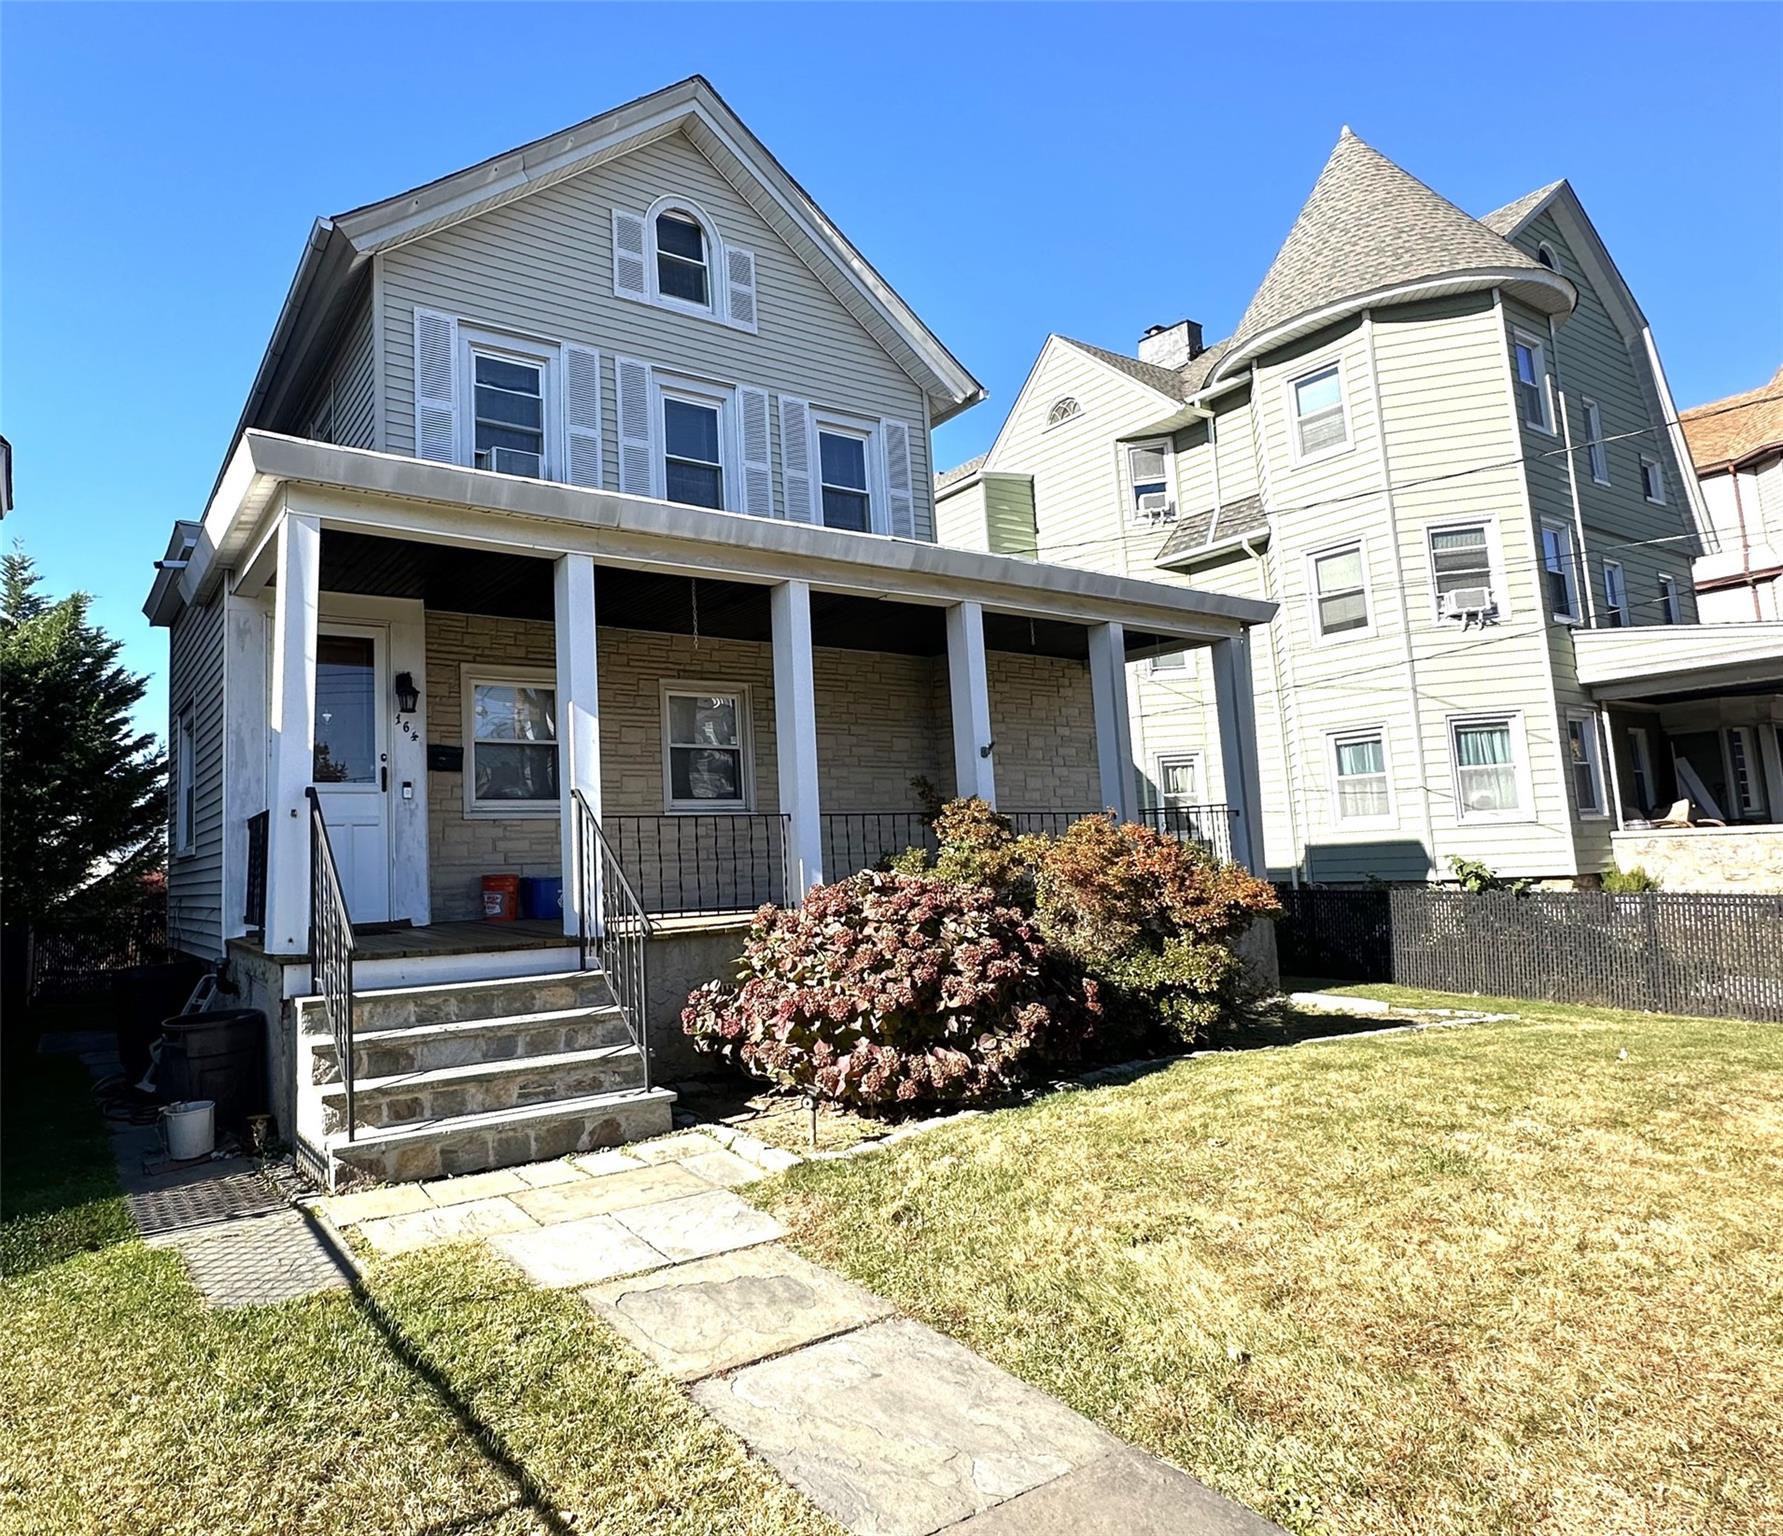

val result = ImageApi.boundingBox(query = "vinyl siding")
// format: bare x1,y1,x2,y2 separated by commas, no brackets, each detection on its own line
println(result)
983,475,1038,557
167,593,227,958
296,286,376,449
378,129,935,537
934,481,989,550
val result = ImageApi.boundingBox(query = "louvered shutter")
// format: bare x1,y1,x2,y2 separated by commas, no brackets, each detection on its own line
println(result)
615,357,656,496
413,308,459,462
883,419,915,538
612,209,648,301
738,387,773,517
563,344,603,488
778,397,817,522
725,246,759,333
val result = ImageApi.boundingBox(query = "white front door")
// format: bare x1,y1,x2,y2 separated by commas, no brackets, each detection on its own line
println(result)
311,624,392,924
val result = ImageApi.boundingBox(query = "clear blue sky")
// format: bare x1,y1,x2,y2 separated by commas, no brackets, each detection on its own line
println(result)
5,2,1780,737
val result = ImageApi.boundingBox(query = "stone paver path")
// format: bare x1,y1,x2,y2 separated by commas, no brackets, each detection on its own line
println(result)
323,1124,1283,1536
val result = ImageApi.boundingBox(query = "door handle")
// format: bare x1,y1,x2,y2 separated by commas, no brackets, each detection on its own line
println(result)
381,765,389,793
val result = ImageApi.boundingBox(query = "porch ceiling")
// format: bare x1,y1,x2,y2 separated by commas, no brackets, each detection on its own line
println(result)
316,529,1146,660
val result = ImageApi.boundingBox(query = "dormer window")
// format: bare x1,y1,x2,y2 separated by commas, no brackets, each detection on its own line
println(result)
655,210,711,308
1046,397,1082,428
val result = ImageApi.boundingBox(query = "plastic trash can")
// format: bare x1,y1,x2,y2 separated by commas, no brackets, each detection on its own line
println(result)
159,1008,266,1137
481,873,521,921
519,876,563,921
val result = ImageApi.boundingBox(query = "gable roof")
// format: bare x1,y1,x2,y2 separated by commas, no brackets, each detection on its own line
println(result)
1682,365,1783,472
1056,336,1189,400
217,77,983,502
1208,129,1573,384
1479,179,1568,238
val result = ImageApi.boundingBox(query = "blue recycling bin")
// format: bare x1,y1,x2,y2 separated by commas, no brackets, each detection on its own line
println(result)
519,876,563,921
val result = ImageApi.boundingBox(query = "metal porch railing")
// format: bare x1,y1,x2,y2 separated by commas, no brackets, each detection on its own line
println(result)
305,788,357,1141
574,790,654,1092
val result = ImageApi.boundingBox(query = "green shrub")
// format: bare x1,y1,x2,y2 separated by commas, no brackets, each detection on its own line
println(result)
1603,865,1661,893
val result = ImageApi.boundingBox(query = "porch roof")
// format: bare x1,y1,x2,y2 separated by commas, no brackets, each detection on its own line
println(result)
152,432,1277,643
1574,622,1783,702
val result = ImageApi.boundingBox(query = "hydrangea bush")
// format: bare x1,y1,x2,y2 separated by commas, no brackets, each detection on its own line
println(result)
682,870,1100,1108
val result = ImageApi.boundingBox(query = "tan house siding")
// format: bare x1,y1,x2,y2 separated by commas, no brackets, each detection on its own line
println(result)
986,653,1099,810
167,594,227,957
378,130,935,537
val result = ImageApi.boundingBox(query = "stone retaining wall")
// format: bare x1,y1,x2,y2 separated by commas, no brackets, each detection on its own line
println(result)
1610,826,1783,893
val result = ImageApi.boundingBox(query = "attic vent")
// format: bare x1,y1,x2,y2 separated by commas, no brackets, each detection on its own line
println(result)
1046,397,1082,427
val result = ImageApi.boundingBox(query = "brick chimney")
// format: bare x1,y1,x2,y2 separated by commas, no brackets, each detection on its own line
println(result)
1137,320,1204,371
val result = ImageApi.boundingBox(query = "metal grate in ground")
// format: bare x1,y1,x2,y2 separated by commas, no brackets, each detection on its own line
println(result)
129,1166,287,1239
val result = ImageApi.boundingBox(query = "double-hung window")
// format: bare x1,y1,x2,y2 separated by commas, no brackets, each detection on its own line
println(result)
471,351,547,477
655,210,710,308
1583,398,1609,484
1640,455,1666,504
662,392,727,511
1428,523,1496,620
1726,727,1763,817
1541,522,1581,622
1512,334,1553,433
1127,441,1172,522
1148,648,1187,675
1659,574,1681,623
1310,542,1369,638
466,671,558,816
1451,715,1524,819
663,687,750,811
175,707,195,855
1330,729,1392,825
1602,560,1628,626
1290,363,1347,459
818,427,873,533
1566,714,1607,816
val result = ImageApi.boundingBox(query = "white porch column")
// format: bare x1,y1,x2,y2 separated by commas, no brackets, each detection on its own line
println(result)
1087,620,1136,820
771,579,824,898
220,590,269,943
555,553,602,939
945,600,996,806
1211,630,1265,874
266,513,320,954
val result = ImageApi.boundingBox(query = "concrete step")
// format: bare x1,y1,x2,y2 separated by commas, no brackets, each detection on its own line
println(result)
296,969,613,1035
309,1005,635,1084
319,1043,647,1134
326,1086,677,1187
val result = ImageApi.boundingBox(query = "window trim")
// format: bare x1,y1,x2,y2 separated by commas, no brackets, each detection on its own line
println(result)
1043,396,1083,431
1327,725,1396,830
1305,537,1375,643
456,324,561,481
653,372,739,513
461,665,560,821
661,681,755,814
1658,573,1682,624
1535,241,1561,272
1125,438,1175,523
1540,519,1582,624
645,196,721,319
1565,711,1609,820
1447,711,1533,824
811,407,886,535
1627,725,1655,818
1154,752,1204,807
175,705,196,856
1285,358,1352,465
1425,518,1504,623
1582,397,1610,485
1601,559,1628,627
1725,726,1764,817
1640,454,1667,505
1512,330,1556,435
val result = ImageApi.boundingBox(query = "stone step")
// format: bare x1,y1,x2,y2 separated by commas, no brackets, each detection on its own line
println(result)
296,969,612,1035
309,1005,635,1084
327,1086,677,1187
319,1044,647,1134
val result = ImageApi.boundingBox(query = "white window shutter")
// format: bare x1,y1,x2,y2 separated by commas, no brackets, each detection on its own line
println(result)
563,344,603,488
615,357,656,496
413,308,459,462
739,387,773,517
778,397,817,522
725,246,759,333
612,209,648,301
883,419,915,538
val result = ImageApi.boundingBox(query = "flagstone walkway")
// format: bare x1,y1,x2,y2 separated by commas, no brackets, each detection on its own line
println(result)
324,1126,1282,1536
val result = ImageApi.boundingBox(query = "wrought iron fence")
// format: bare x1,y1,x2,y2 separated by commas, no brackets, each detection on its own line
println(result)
1275,884,1783,1023
306,788,357,1140
822,811,938,875
574,790,652,1091
604,814,790,917
1133,804,1239,865
244,810,269,933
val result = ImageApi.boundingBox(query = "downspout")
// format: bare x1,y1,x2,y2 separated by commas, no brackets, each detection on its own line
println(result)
1241,529,1299,888
1729,465,1760,620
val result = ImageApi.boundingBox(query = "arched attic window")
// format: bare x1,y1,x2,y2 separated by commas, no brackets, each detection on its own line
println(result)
1046,396,1082,427
654,205,713,309
1535,242,1560,272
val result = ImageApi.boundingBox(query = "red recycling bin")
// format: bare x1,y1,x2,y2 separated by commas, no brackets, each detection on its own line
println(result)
481,873,521,922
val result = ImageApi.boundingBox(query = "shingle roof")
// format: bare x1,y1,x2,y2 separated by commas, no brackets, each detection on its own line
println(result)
1681,365,1783,471
1056,336,1188,399
1224,129,1550,364
1155,494,1268,565
1479,180,1566,237
934,453,988,492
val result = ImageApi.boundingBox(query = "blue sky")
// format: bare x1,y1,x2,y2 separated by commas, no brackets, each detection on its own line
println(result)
5,2,1780,736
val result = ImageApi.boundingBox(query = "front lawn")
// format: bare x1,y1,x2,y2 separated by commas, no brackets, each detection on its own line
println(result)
0,1047,839,1536
756,994,1783,1536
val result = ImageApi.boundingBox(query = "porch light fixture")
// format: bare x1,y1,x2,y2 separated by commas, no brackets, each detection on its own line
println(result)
394,672,420,714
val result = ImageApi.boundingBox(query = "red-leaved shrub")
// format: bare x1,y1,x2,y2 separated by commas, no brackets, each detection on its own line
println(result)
681,870,1099,1108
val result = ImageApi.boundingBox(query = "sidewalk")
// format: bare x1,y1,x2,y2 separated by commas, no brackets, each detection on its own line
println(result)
324,1127,1282,1536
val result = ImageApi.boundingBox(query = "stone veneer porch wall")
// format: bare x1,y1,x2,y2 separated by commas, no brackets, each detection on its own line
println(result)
1609,827,1783,894
425,612,1101,920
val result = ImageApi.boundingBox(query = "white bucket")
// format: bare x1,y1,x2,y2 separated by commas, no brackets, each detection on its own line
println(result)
162,1099,216,1161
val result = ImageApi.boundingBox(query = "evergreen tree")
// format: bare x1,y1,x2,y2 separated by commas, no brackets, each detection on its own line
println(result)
1,547,165,926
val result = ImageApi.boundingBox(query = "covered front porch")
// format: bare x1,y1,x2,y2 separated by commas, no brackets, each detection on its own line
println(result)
1577,623,1783,892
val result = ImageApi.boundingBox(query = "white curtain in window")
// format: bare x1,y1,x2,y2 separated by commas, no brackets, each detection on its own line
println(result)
1455,723,1517,813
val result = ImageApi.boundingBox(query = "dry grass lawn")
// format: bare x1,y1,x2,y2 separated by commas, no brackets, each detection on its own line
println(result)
756,993,1783,1536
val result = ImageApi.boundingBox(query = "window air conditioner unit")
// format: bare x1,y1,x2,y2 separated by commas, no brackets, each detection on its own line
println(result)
1136,491,1175,523
1441,586,1494,620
